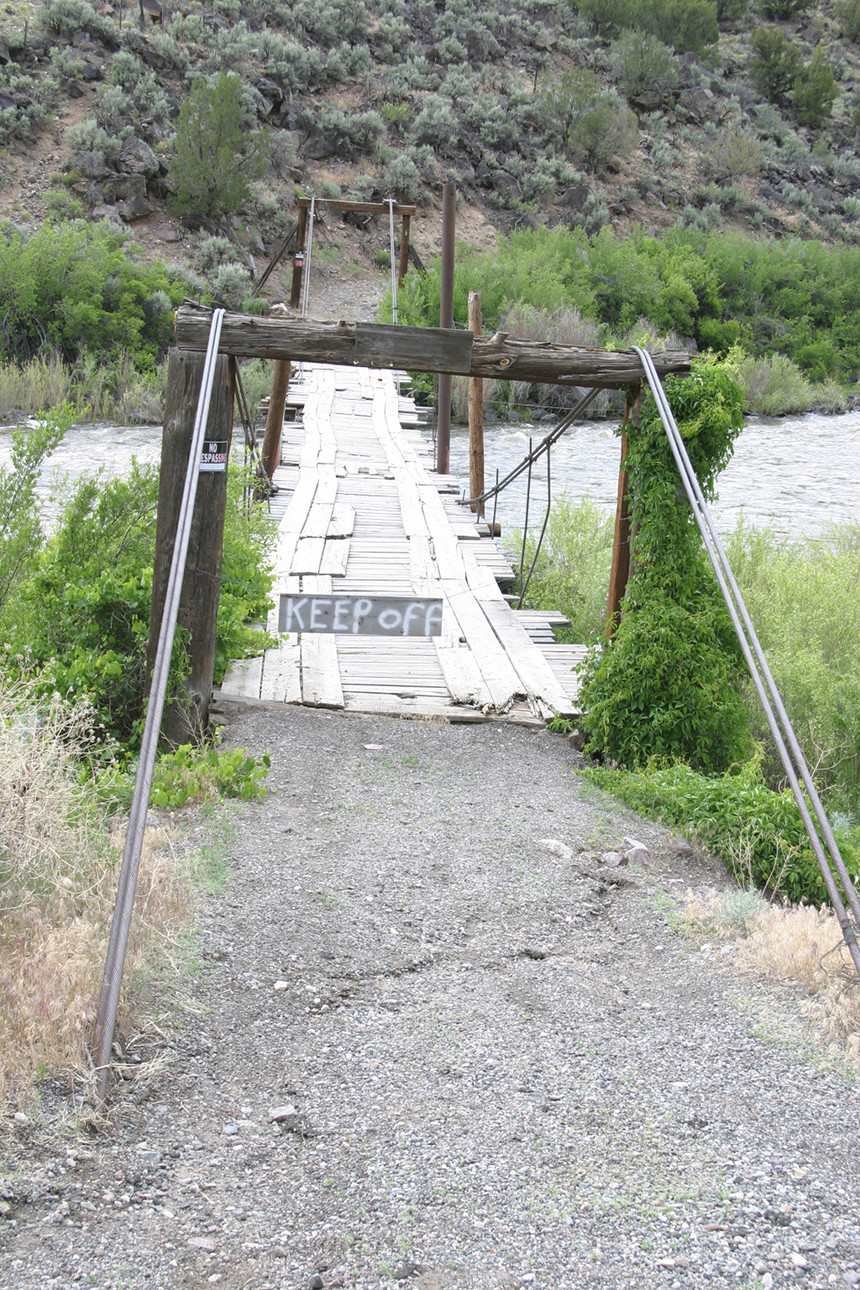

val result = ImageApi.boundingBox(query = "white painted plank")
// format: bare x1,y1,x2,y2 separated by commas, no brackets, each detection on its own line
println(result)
260,639,301,703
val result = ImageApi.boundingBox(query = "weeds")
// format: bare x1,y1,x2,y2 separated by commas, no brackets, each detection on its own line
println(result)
680,888,860,1069
0,673,191,1103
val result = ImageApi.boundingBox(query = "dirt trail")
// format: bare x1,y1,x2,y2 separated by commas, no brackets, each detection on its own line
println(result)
1,705,858,1290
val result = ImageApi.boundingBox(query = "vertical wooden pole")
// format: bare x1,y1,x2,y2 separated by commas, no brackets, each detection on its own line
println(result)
146,349,234,747
467,290,484,516
260,358,291,480
289,204,308,309
605,387,640,637
398,212,411,286
436,181,456,476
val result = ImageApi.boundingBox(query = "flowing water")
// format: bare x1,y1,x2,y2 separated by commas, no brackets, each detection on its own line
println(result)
2,408,858,541
449,409,860,543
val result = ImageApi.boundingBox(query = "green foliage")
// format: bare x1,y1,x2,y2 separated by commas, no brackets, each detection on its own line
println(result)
168,72,269,222
0,220,182,369
514,495,614,641
837,0,860,41
39,0,118,45
0,410,69,622
3,459,274,754
750,28,803,107
536,69,637,168
792,47,839,129
584,760,859,904
728,522,860,816
150,742,270,807
609,31,680,103
725,347,814,413
576,0,718,52
579,360,751,774
759,0,811,16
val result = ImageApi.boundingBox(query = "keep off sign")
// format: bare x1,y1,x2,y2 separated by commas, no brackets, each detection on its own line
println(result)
279,594,443,637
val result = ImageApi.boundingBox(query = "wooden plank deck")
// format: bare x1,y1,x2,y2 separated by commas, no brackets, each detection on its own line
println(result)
219,364,585,724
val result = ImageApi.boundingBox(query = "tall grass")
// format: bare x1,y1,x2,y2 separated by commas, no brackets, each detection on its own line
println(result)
0,671,190,1103
513,493,614,640
728,520,860,816
0,354,165,423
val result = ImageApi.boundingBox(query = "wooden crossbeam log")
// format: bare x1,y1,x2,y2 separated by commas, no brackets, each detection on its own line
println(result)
174,307,690,389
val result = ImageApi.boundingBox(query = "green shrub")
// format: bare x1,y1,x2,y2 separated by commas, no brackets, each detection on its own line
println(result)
150,742,270,807
584,760,858,905
609,30,680,102
760,0,811,16
537,69,638,169
0,220,182,368
384,153,422,203
792,46,839,129
725,347,813,415
750,28,803,107
706,130,763,181
837,0,860,40
579,359,751,774
0,411,69,622
315,105,383,158
39,0,118,45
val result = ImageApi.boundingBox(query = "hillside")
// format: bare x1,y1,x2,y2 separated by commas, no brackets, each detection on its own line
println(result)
1,0,859,308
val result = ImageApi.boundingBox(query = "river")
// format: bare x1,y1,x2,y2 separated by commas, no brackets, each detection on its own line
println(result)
1,408,858,542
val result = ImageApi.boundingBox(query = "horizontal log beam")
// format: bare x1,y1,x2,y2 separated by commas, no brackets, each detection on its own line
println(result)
173,306,691,389
297,198,417,216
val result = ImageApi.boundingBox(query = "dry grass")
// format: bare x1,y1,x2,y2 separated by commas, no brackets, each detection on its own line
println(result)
682,888,860,1070
0,673,192,1105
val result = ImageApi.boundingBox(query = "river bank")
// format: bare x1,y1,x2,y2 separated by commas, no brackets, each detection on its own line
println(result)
1,703,858,1290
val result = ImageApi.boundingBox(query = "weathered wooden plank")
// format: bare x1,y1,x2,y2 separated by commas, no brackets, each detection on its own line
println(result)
319,538,350,576
291,536,325,575
174,308,690,387
260,638,301,703
219,654,263,700
298,197,416,216
479,598,576,718
300,636,344,707
327,504,355,538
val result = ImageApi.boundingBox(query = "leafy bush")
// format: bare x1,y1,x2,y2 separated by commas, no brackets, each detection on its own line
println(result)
0,411,68,622
577,0,718,53
706,130,763,181
726,347,813,414
150,742,270,807
579,360,751,774
609,30,680,103
384,153,422,203
584,760,859,905
537,69,638,169
315,105,384,158
4,458,273,755
0,219,182,369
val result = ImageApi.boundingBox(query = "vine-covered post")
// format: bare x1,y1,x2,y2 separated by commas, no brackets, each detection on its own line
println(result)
146,349,234,747
468,290,484,515
605,386,640,636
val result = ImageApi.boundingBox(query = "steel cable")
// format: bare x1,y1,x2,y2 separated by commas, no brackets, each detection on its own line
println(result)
93,310,227,1102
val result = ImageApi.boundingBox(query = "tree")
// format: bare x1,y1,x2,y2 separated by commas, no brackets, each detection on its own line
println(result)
792,46,840,129
168,72,269,224
750,27,803,107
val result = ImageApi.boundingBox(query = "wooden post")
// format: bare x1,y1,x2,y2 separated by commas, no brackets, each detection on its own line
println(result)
605,387,640,637
467,290,484,516
289,204,308,309
398,213,411,286
435,181,456,476
260,358,291,480
146,349,234,747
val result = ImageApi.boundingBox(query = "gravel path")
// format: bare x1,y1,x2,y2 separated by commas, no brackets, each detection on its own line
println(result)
1,705,859,1290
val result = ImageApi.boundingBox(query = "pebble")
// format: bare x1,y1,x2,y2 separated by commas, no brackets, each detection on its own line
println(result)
601,850,626,867
268,1104,298,1122
187,1237,217,1253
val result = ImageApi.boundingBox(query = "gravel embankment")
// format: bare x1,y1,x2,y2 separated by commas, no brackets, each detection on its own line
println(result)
1,704,858,1290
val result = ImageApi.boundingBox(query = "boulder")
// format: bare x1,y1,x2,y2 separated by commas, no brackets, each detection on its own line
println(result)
560,183,589,212
119,136,160,178
678,88,715,123
118,193,154,222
